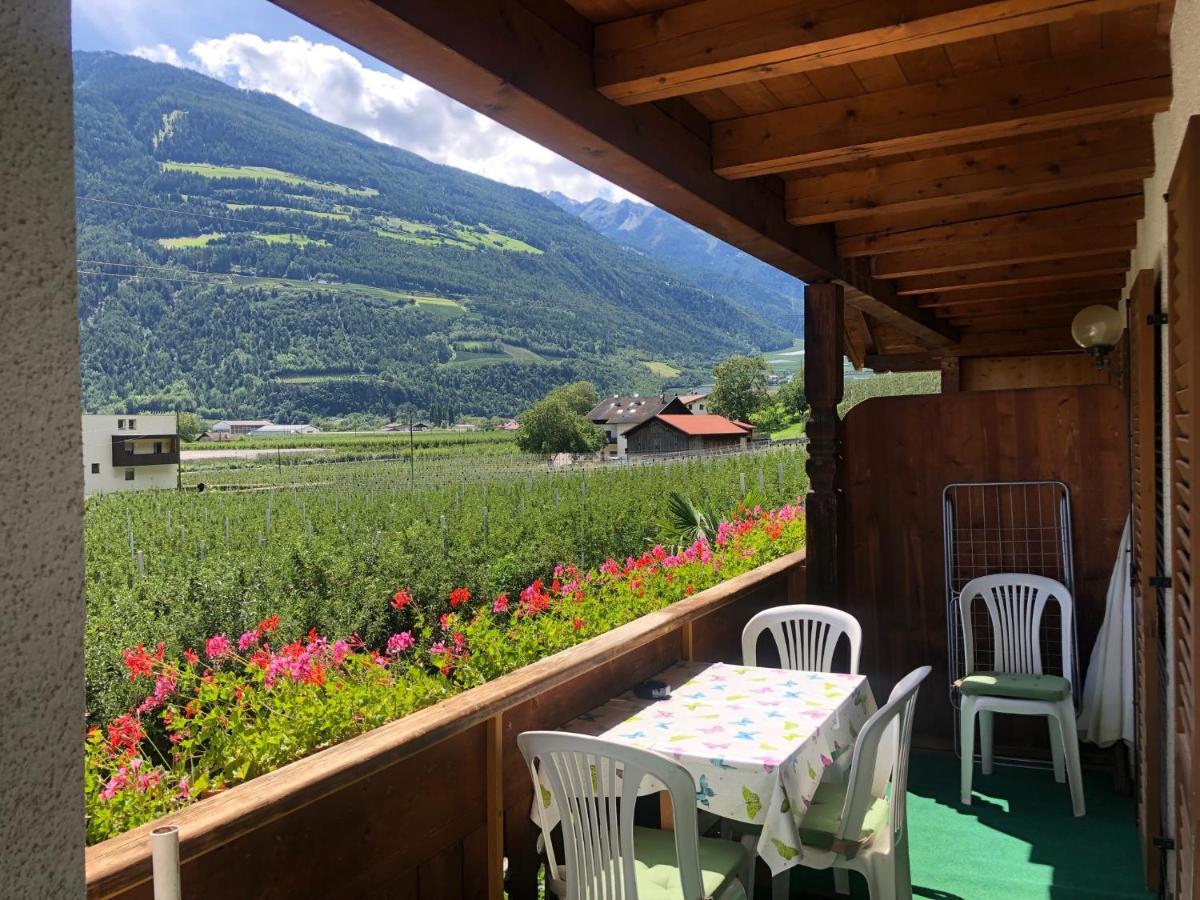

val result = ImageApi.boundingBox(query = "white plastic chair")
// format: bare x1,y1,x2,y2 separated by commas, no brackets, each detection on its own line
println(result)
957,574,1085,817
741,604,863,674
519,731,754,900
790,665,931,900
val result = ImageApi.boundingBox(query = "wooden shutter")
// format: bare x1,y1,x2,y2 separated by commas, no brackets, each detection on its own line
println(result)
1130,268,1162,891
1169,116,1200,899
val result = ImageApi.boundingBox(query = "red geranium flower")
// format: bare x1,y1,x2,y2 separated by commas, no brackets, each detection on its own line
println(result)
391,590,412,610
258,615,281,634
449,587,471,607
107,714,145,753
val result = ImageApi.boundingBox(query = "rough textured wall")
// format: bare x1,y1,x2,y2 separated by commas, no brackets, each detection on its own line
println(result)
1126,0,1200,862
0,0,86,895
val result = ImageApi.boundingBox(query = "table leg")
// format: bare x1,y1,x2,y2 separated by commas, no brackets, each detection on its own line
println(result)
659,792,675,831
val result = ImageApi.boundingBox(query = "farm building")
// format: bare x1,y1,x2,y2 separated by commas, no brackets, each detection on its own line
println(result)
623,413,750,455
587,393,689,458
250,423,320,435
81,414,179,497
209,419,272,436
675,391,709,414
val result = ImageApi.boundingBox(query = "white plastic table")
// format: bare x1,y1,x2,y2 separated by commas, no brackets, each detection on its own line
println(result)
531,660,877,875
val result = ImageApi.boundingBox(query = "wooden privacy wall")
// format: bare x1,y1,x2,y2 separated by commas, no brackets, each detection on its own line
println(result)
86,554,803,900
842,385,1128,754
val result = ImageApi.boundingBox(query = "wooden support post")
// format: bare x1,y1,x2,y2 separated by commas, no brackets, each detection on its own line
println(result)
804,282,844,606
486,714,504,900
681,622,694,662
940,357,961,393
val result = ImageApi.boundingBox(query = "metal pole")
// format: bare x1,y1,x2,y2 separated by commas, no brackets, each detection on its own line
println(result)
151,825,181,900
409,416,415,490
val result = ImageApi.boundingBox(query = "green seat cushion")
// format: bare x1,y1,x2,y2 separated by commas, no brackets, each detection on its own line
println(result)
959,672,1071,702
796,782,890,851
632,825,747,900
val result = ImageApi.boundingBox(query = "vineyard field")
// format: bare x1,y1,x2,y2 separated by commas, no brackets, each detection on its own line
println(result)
85,445,808,722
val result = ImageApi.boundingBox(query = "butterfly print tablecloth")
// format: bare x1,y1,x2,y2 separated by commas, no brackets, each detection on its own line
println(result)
530,660,877,875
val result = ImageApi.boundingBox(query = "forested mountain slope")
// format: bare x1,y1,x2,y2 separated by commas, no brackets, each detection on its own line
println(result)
74,52,789,419
544,192,804,337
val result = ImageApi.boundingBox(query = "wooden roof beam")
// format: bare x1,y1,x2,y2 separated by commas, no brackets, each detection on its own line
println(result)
832,181,1144,240
864,352,939,373
838,194,1144,257
915,276,1126,307
271,0,958,348
786,124,1153,224
872,223,1137,277
894,252,1131,294
714,44,1170,177
595,0,1154,105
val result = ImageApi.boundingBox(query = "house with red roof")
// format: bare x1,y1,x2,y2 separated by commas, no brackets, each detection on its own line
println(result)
623,413,751,456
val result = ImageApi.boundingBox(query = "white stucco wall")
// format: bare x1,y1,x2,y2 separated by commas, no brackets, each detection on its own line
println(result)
0,0,85,894
83,414,179,496
1126,1,1200,884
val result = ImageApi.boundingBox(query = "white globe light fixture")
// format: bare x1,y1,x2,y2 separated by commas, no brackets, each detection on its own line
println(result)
1071,304,1125,368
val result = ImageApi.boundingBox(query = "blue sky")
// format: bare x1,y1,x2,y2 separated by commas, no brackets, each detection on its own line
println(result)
72,0,633,201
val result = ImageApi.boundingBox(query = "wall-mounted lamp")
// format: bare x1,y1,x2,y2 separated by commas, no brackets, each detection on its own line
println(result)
1071,304,1125,369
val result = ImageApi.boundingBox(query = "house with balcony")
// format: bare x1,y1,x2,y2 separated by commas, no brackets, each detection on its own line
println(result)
10,0,1200,898
81,414,180,497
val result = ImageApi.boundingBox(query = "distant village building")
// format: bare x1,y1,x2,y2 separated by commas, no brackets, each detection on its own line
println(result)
451,422,478,432
82,414,179,497
381,421,432,433
499,419,521,431
624,414,751,455
587,394,689,459
676,392,710,414
250,423,320,436
210,419,273,436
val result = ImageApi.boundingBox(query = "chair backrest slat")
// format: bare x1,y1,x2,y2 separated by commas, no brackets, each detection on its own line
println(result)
838,666,931,848
958,573,1074,679
741,604,863,674
520,732,707,900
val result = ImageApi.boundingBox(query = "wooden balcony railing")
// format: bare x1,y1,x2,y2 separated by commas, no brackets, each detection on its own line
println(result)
85,550,805,900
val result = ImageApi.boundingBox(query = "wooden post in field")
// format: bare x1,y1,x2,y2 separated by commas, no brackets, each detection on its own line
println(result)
804,281,844,606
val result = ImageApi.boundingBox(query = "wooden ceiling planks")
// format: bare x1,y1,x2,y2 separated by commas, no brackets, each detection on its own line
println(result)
281,0,1175,365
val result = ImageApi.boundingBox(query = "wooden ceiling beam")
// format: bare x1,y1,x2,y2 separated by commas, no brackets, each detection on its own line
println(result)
714,44,1170,177
894,252,1131,293
941,297,1107,321
838,194,1145,257
833,181,1143,239
594,0,1153,105
269,0,957,346
942,328,1082,355
786,124,1153,224
872,223,1137,277
916,276,1126,307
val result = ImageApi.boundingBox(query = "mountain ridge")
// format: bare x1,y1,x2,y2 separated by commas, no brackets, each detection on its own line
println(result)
544,190,804,336
74,51,790,420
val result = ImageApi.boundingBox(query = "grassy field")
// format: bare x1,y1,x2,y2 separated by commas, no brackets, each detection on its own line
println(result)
448,342,545,366
238,276,466,315
157,232,226,248
161,161,378,196
256,232,328,247
641,360,682,377
373,215,541,254
226,203,351,221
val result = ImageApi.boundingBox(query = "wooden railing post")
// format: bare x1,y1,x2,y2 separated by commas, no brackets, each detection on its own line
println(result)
804,282,844,606
486,714,504,900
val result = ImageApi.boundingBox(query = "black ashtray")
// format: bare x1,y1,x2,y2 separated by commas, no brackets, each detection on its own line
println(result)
634,680,671,700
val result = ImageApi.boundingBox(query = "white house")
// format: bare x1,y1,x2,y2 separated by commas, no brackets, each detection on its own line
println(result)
210,419,273,436
82,414,179,497
676,392,710,414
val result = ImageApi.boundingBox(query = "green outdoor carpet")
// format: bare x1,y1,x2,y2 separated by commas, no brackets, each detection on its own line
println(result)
776,751,1153,900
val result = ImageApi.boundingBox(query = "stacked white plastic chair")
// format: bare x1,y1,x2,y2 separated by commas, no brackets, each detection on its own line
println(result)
957,573,1085,817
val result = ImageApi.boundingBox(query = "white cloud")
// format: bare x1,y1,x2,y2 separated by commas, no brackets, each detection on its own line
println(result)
179,33,634,202
131,43,185,67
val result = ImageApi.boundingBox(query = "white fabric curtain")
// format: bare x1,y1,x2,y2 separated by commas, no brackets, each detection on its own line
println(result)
1077,516,1134,747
